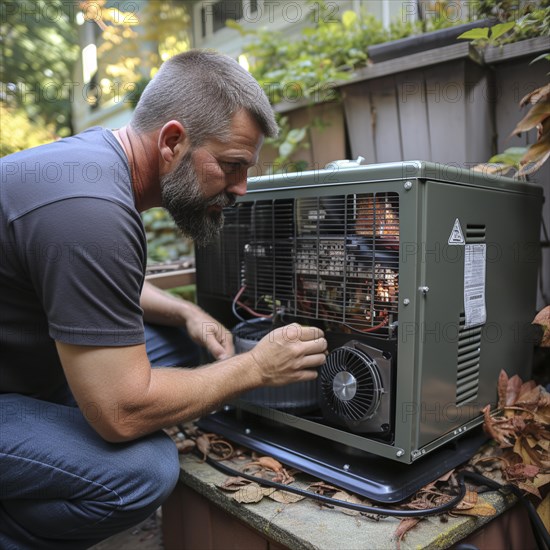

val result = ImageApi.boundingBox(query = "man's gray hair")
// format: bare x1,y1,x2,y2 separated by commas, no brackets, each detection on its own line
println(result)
130,50,278,144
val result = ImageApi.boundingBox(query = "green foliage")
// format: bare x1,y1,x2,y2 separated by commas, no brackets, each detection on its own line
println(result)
0,0,79,136
462,0,550,46
265,116,309,174
228,5,386,105
488,147,530,174
0,103,57,157
141,207,192,264
458,21,516,46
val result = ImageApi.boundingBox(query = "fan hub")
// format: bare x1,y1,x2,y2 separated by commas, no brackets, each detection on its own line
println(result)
333,371,357,401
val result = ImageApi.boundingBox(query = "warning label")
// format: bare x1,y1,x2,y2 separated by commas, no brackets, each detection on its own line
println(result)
448,218,465,245
464,244,486,328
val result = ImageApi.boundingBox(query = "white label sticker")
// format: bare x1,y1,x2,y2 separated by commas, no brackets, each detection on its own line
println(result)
448,218,465,245
464,244,486,328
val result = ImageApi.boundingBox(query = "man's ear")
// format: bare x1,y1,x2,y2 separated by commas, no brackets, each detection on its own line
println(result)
158,120,189,163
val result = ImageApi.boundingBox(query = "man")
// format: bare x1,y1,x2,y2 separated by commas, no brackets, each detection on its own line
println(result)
0,50,327,549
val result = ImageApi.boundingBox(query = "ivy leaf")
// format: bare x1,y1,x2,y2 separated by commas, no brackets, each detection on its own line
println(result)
457,28,490,40
490,22,516,40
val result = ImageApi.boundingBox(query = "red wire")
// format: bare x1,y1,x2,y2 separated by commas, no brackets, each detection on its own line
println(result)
233,285,273,319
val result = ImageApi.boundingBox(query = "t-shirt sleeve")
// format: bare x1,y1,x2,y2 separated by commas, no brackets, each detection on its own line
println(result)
11,197,147,346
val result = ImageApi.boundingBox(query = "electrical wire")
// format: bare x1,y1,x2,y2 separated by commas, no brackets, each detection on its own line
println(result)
193,446,550,547
232,285,273,322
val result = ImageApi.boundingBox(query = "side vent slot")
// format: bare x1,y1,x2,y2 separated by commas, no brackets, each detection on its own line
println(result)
466,224,486,244
456,313,481,406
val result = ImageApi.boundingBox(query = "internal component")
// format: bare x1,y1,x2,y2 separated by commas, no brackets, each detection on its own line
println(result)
320,342,392,435
236,192,400,337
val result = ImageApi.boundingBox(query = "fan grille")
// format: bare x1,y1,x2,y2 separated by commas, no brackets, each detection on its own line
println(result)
321,347,383,421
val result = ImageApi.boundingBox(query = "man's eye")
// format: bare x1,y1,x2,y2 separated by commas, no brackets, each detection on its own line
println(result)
221,162,242,173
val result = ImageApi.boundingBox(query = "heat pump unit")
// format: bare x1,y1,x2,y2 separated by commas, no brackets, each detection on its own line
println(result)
196,161,542,499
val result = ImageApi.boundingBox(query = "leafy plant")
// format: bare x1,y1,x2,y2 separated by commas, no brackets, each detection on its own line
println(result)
265,116,309,174
142,207,192,264
457,21,516,46
460,5,550,178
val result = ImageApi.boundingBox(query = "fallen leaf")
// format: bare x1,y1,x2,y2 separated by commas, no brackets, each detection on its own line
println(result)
454,489,478,510
453,497,496,517
504,463,540,481
506,375,523,406
537,492,550,533
395,518,422,548
266,489,305,504
498,370,509,408
175,439,196,454
534,473,550,489
232,482,265,503
331,490,364,516
308,481,340,494
517,480,541,499
217,476,251,491
533,306,550,347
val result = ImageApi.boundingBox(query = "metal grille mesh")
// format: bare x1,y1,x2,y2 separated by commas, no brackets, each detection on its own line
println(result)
198,193,400,336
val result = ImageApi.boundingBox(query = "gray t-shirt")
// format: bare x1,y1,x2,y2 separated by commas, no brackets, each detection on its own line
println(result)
0,127,147,399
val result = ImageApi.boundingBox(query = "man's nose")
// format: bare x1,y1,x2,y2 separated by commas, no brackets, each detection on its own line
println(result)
226,174,247,197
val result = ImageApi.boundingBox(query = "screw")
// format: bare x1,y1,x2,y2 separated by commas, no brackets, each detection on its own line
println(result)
418,286,429,295
343,464,350,471
244,428,251,435
403,298,410,306
396,449,404,457
223,405,231,412
404,181,413,190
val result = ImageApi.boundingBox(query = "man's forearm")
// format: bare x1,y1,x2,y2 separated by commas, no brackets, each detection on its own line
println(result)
112,355,262,441
140,280,193,326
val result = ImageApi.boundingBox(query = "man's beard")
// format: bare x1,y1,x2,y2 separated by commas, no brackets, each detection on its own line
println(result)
160,151,236,246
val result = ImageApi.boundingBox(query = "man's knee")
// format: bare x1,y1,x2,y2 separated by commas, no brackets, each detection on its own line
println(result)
121,431,180,511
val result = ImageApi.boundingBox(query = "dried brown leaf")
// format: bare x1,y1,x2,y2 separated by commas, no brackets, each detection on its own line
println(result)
516,385,543,407
483,405,514,447
308,481,340,494
175,439,196,454
518,381,538,401
232,482,265,503
537,492,550,533
512,102,550,134
504,462,540,481
217,476,252,491
497,371,509,408
534,473,550,489
395,517,422,547
196,434,211,458
520,83,550,107
506,375,523,406
454,489,478,510
518,480,542,499
453,498,496,517
266,489,305,504
533,305,550,326
331,490,364,516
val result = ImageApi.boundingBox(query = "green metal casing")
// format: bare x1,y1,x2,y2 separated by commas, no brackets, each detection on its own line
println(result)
214,161,543,463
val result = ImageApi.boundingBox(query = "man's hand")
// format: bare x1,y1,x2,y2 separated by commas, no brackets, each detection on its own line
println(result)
140,281,234,360
184,305,234,360
248,323,327,386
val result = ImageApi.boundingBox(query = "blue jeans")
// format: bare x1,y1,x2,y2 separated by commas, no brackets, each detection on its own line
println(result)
0,324,200,549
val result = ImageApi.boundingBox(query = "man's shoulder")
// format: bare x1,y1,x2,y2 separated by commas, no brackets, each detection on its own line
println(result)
1,127,133,224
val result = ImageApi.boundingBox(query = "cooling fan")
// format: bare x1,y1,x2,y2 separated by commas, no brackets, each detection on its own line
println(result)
320,342,392,435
